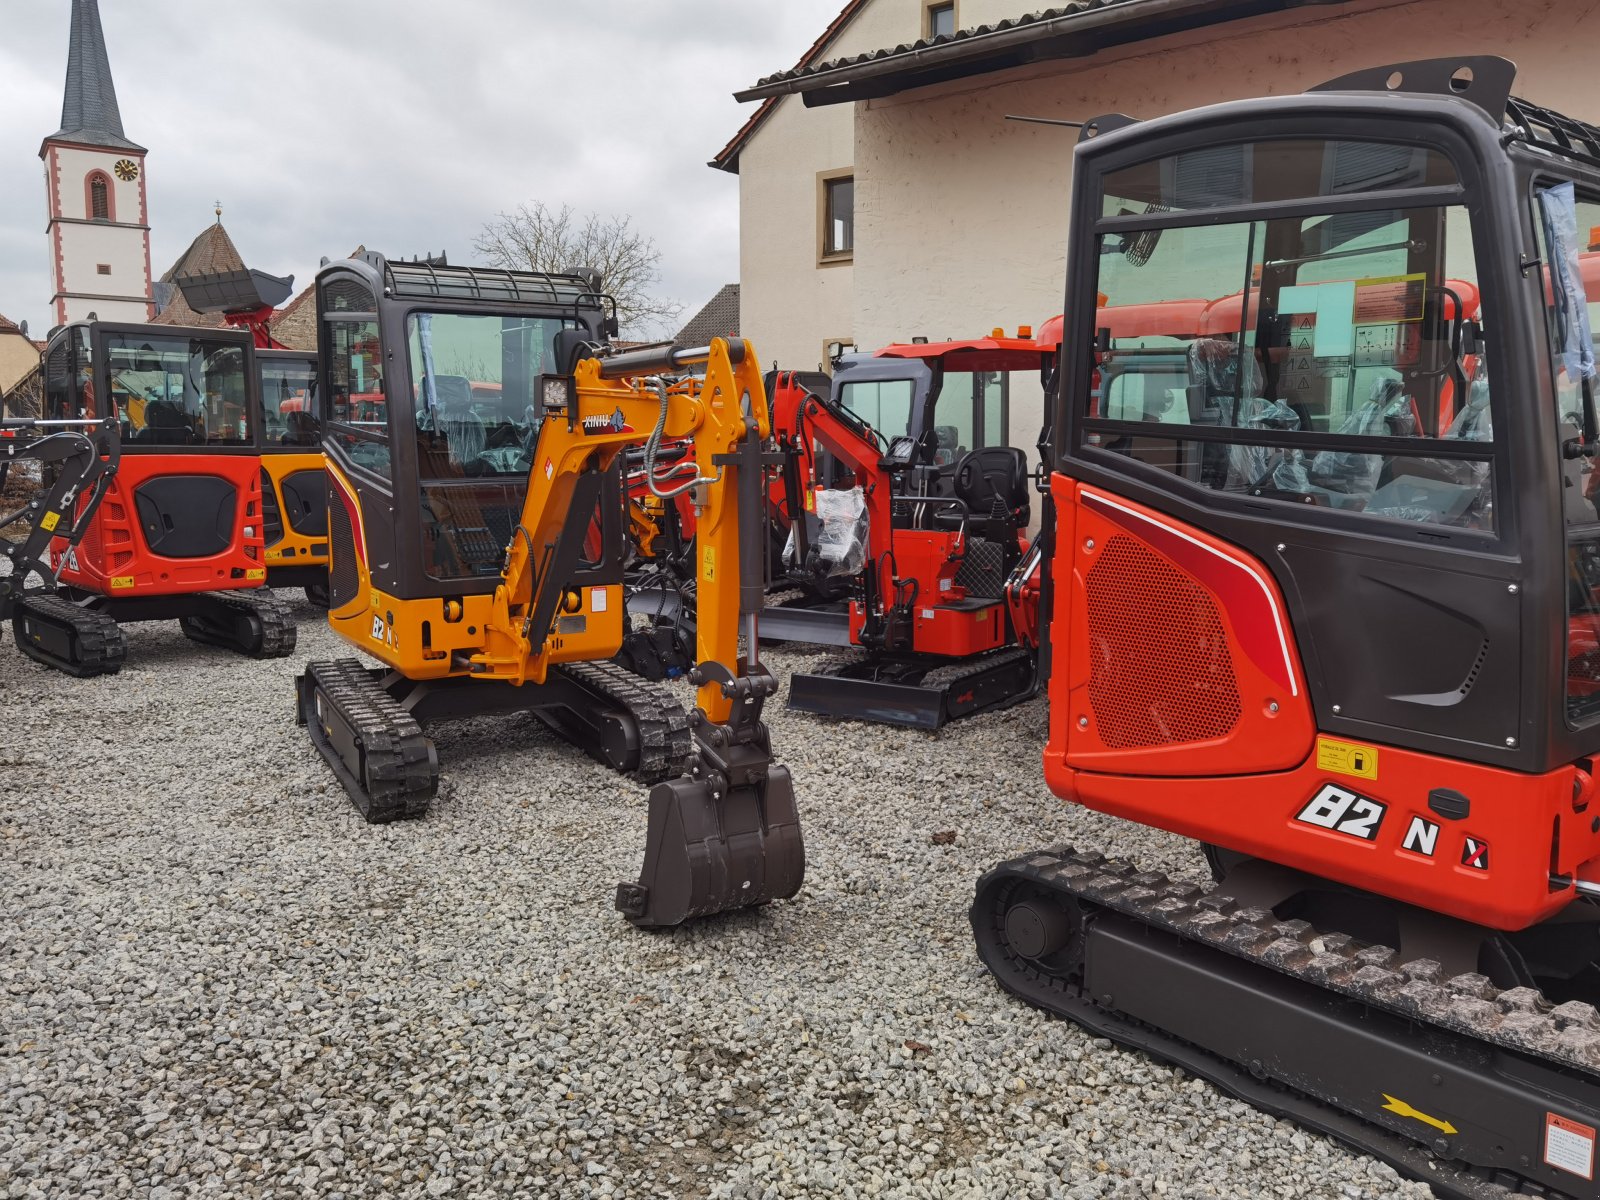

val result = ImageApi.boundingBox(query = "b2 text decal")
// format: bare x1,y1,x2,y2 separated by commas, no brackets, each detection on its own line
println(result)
1296,784,1386,841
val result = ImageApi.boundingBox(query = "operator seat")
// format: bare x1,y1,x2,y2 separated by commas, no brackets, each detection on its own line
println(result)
935,446,1031,542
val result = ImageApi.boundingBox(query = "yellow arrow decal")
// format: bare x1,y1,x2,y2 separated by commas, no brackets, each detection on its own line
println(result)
1382,1094,1458,1136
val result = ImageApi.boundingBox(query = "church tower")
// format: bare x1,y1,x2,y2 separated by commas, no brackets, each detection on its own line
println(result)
40,0,152,327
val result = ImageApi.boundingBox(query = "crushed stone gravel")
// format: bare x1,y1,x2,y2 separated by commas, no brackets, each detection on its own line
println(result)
0,597,1433,1198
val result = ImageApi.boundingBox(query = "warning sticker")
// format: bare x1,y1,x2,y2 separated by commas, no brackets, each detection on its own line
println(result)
1545,1112,1596,1180
1316,736,1379,781
544,457,554,481
703,546,716,582
245,568,266,581
39,511,59,532
590,587,608,614
1354,273,1427,325
109,575,134,590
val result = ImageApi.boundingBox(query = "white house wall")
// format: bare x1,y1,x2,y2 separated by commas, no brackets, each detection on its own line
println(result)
844,0,1597,455
738,0,1042,373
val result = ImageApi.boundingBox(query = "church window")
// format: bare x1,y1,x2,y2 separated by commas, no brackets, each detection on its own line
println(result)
87,173,112,221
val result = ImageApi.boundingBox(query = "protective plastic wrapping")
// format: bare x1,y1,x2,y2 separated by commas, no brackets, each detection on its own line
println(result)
1187,339,1308,492
785,486,868,578
1310,375,1414,494
1540,182,1598,386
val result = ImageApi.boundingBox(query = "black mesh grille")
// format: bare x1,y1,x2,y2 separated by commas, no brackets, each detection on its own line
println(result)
260,467,284,547
323,277,376,313
329,493,359,607
956,538,1005,599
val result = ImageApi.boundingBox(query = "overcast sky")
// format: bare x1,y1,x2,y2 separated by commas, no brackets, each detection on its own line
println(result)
0,0,842,338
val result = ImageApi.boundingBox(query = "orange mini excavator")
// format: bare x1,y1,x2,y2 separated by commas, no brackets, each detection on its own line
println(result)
12,318,294,673
973,57,1600,1198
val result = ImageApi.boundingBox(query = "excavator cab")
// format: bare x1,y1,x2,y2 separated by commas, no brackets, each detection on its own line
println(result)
256,348,327,603
974,57,1600,1196
11,319,295,674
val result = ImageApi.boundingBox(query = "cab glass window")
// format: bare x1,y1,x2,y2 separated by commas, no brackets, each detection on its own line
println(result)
406,311,568,481
324,319,389,477
105,333,251,446
1102,140,1458,217
1087,141,1491,534
838,378,914,439
260,358,319,447
1533,182,1600,723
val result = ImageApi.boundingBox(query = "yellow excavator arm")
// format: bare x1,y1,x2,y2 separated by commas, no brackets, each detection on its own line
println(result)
478,336,803,927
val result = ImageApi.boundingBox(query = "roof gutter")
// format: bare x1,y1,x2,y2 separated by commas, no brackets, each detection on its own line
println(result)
733,0,1344,105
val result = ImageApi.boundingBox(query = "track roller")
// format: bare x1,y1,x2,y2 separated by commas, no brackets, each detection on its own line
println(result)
178,589,298,658
10,594,126,677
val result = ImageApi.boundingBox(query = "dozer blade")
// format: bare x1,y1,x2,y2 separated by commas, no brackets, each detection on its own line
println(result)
788,646,1037,730
178,589,297,658
10,594,125,678
616,761,804,928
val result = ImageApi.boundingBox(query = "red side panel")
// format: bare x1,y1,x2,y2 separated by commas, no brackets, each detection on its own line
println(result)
1042,474,1600,931
1053,482,1314,777
52,454,264,596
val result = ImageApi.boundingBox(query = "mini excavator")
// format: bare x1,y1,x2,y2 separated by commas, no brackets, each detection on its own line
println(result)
12,318,294,674
776,332,1051,728
177,269,329,605
973,57,1600,1198
1,411,119,659
296,255,802,927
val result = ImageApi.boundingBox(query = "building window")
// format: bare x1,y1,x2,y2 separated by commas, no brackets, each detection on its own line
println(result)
96,264,111,275
926,2,955,39
822,175,854,259
88,174,110,221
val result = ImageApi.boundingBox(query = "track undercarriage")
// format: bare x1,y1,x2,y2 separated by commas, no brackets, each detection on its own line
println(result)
974,847,1600,1199
296,657,695,823
788,644,1038,730
11,587,295,675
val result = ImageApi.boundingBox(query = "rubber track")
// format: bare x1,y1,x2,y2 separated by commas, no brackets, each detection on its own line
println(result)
809,648,871,676
213,589,298,658
977,846,1600,1077
10,594,126,677
553,659,693,784
919,645,1035,690
302,658,437,823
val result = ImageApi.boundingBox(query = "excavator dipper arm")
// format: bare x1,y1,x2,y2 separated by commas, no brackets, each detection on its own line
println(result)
483,338,804,927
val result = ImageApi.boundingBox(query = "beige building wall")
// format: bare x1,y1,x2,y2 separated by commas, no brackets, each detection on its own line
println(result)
0,334,40,394
851,0,1598,451
736,0,1042,373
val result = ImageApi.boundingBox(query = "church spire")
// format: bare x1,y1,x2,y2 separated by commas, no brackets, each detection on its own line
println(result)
48,0,144,151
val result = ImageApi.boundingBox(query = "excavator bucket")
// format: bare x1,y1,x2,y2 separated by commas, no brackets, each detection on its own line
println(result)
618,761,803,928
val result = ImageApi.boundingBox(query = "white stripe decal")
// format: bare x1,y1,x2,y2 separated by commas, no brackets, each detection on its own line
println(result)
1085,489,1299,698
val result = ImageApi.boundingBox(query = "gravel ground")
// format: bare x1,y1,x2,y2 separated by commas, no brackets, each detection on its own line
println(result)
0,597,1431,1200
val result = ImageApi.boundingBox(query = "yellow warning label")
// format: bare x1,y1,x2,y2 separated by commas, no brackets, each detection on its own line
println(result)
703,546,716,582
39,511,59,532
264,549,283,561
109,575,135,590
245,568,266,581
804,489,815,513
1317,736,1379,781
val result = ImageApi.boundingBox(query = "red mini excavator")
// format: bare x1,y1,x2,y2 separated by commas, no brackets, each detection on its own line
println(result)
778,330,1053,728
11,318,295,673
973,57,1600,1198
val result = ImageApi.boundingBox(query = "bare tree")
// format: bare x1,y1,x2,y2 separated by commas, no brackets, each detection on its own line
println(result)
473,203,684,340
